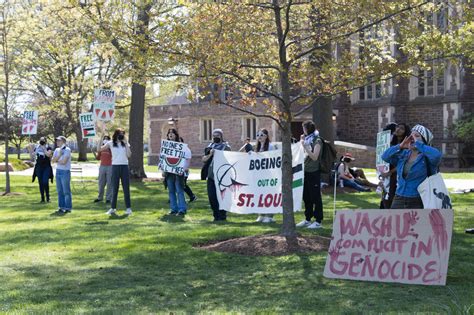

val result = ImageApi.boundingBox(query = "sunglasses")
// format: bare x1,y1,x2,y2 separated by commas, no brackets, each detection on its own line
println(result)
256,133,267,137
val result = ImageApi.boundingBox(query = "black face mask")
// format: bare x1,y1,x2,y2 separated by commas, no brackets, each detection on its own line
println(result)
344,158,351,163
213,137,221,144
39,141,46,146
117,134,124,141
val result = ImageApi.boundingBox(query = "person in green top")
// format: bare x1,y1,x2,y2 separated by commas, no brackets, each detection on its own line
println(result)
296,120,324,229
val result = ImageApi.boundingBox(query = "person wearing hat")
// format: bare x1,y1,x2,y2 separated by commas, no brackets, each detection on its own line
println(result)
29,137,54,203
337,153,371,192
202,128,231,221
382,124,442,209
51,136,72,214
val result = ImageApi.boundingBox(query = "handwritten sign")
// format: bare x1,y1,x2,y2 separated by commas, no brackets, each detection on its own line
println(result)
376,130,391,174
212,144,304,214
93,89,115,121
158,140,190,175
79,113,96,138
21,110,38,135
324,209,453,286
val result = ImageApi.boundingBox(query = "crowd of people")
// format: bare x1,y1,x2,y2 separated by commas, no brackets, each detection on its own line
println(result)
28,121,450,227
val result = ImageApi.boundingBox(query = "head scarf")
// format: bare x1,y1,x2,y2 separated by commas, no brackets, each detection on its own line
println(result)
411,124,433,145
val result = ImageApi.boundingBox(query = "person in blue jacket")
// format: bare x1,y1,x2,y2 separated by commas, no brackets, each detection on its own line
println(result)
381,124,442,209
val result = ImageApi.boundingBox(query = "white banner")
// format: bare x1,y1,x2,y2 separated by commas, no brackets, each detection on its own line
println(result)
21,110,38,135
93,89,116,121
376,130,391,174
79,113,96,139
158,139,190,175
212,144,305,214
324,209,453,285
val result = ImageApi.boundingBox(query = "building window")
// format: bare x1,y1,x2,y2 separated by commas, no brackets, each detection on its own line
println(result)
201,119,213,142
359,78,383,101
417,66,445,97
243,117,257,140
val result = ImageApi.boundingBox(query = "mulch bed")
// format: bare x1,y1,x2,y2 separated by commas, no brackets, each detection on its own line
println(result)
195,234,331,256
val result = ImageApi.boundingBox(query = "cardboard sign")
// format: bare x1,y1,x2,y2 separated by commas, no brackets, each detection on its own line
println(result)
158,140,190,175
21,110,38,135
376,130,391,174
79,113,96,138
324,209,453,286
212,144,304,214
93,89,115,121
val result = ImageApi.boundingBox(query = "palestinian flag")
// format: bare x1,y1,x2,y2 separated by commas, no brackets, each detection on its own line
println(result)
292,163,304,189
82,127,96,138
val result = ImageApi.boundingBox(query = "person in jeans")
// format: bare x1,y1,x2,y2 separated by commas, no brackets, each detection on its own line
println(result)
253,128,277,223
202,128,231,221
29,137,53,203
382,124,442,209
102,128,132,216
164,129,191,216
92,135,113,204
337,153,371,192
296,120,324,229
51,136,72,214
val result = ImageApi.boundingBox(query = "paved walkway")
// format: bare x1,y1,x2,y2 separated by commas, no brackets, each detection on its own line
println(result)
11,163,474,191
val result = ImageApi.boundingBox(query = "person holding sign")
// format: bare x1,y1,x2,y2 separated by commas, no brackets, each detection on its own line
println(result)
202,128,231,222
102,129,132,216
92,135,113,204
51,136,72,215
296,121,324,229
162,129,191,216
382,124,442,209
29,137,53,203
254,129,277,223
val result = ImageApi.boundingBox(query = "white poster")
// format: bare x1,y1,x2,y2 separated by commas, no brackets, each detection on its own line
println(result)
324,209,453,286
93,89,116,121
158,140,190,175
21,110,38,135
212,144,305,214
376,130,391,174
79,112,96,139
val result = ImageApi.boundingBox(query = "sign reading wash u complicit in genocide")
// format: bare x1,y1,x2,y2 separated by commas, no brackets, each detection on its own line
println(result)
158,140,190,175
212,144,305,214
324,209,454,286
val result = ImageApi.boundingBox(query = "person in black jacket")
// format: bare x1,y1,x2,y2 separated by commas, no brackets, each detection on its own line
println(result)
29,137,54,203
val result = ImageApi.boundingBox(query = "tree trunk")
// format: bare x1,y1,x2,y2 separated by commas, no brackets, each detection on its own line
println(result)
312,96,334,142
280,118,297,237
3,107,10,194
128,82,147,178
75,124,88,161
16,144,20,159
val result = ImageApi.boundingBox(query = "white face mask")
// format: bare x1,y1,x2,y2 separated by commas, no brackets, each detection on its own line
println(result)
102,140,108,145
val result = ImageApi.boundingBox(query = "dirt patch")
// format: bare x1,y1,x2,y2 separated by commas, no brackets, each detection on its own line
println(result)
196,234,330,256
0,192,25,196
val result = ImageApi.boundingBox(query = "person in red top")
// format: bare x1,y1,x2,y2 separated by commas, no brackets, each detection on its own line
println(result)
92,135,113,204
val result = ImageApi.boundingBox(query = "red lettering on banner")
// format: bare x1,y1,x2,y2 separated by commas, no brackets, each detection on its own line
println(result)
408,264,422,280
422,261,438,283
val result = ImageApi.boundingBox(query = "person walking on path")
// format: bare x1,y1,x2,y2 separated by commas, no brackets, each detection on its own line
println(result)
29,137,53,203
51,136,72,214
102,129,132,216
92,135,113,204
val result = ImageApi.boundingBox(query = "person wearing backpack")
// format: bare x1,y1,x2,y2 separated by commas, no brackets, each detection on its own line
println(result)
296,120,324,229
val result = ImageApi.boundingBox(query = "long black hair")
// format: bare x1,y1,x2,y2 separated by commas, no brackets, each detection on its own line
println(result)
167,128,180,142
256,128,270,152
392,123,410,146
112,128,126,147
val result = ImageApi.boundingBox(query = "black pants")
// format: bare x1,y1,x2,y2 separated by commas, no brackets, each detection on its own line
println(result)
303,170,323,223
37,165,51,201
184,176,195,199
207,178,226,220
391,195,423,209
111,165,131,209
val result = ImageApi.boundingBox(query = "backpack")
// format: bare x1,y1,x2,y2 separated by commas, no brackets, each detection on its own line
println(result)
318,136,337,174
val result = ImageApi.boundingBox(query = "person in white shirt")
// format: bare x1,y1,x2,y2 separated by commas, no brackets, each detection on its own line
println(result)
101,128,132,216
51,136,72,215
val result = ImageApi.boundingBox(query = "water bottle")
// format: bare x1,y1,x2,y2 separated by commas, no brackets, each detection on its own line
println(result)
376,186,383,195
339,179,344,188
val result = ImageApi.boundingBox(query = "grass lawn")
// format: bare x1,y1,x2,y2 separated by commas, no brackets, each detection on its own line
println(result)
0,175,473,313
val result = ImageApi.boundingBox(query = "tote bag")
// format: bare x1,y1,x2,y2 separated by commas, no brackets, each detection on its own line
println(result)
417,157,452,209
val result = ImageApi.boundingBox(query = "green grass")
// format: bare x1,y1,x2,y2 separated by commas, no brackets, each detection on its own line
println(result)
0,175,473,313
361,168,474,180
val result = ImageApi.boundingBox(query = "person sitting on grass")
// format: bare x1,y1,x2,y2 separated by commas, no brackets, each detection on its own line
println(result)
337,153,371,192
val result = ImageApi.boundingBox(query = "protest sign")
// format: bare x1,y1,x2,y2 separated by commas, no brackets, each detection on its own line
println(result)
324,209,453,285
79,113,96,138
93,89,116,121
158,140,190,175
21,110,38,135
376,130,391,174
212,144,305,214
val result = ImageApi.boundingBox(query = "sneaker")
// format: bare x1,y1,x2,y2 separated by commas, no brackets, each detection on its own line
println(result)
125,208,132,215
168,211,178,215
94,199,102,203
63,209,72,213
466,228,474,234
176,212,186,216
262,217,276,223
256,215,264,222
106,208,117,215
189,195,197,203
53,209,66,216
307,221,322,229
296,220,312,227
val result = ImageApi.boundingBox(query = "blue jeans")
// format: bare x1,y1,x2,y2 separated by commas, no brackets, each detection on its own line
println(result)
342,178,369,192
56,169,72,210
167,174,187,213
